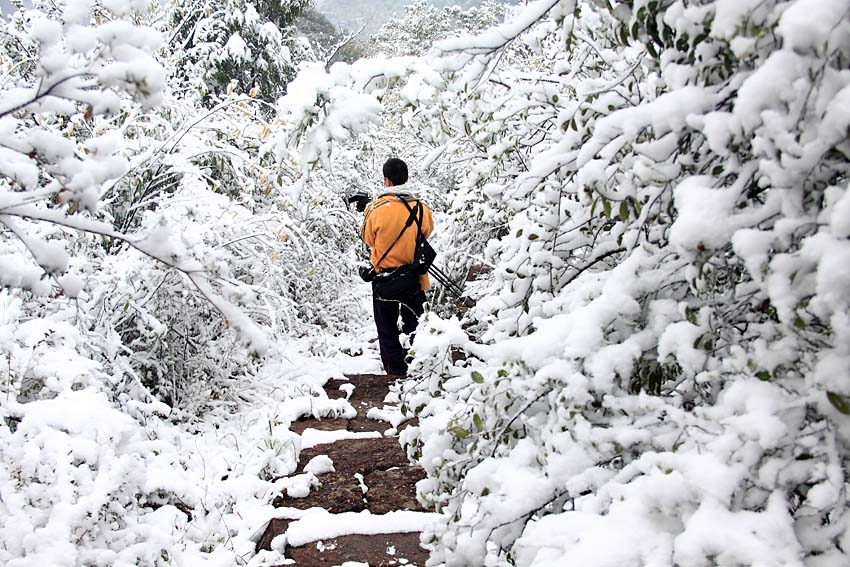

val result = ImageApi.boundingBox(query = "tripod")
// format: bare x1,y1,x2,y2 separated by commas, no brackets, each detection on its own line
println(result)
428,264,466,300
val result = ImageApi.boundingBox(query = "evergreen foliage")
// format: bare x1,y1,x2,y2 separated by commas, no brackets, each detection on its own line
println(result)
163,0,311,103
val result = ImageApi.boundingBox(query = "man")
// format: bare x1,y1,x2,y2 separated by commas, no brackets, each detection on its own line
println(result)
361,158,434,376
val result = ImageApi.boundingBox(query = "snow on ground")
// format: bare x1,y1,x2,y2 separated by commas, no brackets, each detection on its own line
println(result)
0,319,387,567
366,405,413,429
265,507,440,550
168,333,386,566
301,428,383,448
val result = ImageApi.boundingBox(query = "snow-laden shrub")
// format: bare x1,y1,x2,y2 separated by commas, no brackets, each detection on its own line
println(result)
83,91,370,413
0,301,352,566
0,388,185,567
391,1,850,565
162,0,312,103
0,292,194,567
368,0,507,58
0,0,370,412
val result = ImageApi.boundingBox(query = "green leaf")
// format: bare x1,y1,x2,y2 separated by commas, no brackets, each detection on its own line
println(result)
619,25,629,45
619,201,629,222
627,196,642,218
498,369,508,378
827,391,850,415
603,199,612,219
449,426,470,440
590,198,599,218
473,414,484,430
646,40,659,58
793,315,806,329
755,370,771,381
471,371,484,384
527,233,539,241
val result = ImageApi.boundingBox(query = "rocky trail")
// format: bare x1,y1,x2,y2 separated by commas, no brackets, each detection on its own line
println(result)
255,374,432,566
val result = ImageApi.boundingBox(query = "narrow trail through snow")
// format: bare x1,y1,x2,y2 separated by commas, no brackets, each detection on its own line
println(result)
255,374,433,566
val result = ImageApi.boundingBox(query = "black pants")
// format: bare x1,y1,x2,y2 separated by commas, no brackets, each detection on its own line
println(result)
372,288,426,376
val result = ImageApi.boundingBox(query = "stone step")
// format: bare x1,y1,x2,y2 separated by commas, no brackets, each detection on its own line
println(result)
328,374,395,409
282,532,427,567
258,374,430,566
296,436,410,476
363,467,427,515
272,471,366,514
289,415,388,435
271,466,427,515
288,374,402,435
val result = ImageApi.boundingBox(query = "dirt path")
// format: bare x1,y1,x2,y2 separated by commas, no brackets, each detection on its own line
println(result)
255,374,430,566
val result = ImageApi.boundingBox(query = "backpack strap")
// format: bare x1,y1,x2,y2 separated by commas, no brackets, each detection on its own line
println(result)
397,197,424,242
372,197,421,270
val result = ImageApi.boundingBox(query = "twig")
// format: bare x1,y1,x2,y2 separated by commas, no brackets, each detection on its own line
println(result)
0,72,88,119
561,247,626,287
490,389,550,457
324,23,367,72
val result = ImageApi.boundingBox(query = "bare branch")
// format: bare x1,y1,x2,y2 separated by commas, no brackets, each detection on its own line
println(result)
324,23,367,72
0,72,88,120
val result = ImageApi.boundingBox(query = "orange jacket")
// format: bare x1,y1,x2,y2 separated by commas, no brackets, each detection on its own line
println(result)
361,193,434,290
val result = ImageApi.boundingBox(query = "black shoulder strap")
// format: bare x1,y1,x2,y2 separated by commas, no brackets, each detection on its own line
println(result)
397,197,424,240
372,197,421,270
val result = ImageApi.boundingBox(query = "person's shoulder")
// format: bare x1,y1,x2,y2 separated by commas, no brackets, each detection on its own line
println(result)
390,191,427,206
365,195,395,215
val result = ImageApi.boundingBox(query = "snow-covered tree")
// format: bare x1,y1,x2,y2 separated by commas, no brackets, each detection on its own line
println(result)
369,0,507,57
387,0,850,565
162,0,311,103
0,2,370,564
0,1,165,297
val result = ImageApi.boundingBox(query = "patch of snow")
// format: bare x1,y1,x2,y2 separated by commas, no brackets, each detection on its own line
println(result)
284,509,440,547
354,472,368,495
300,429,382,449
366,406,413,429
304,455,335,476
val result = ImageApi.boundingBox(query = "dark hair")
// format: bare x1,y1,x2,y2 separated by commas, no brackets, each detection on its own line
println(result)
383,158,408,186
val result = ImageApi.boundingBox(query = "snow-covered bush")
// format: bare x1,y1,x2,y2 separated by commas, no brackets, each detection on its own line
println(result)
369,0,507,58
90,90,372,412
393,1,850,565
0,309,351,566
162,0,312,103
0,3,284,409
0,1,163,295
0,0,374,412
0,1,375,565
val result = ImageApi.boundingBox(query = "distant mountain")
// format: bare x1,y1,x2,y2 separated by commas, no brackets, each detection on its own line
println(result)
315,0,515,36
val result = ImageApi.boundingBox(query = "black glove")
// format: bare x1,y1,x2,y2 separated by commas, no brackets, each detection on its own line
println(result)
358,265,376,282
346,192,370,212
